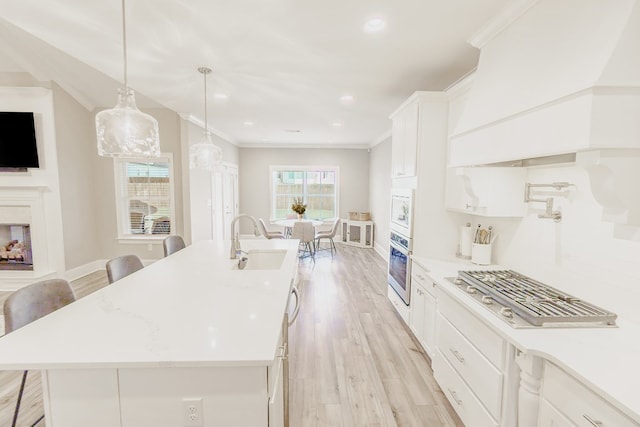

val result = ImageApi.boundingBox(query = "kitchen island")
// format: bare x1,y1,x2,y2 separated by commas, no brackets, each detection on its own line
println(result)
0,239,300,427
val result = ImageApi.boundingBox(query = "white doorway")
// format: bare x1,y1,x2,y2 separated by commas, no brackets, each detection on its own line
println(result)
218,163,238,240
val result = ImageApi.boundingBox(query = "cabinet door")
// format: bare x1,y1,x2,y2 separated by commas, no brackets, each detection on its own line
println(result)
409,283,426,346
538,398,575,427
348,223,362,245
422,288,436,356
391,116,405,178
402,102,419,177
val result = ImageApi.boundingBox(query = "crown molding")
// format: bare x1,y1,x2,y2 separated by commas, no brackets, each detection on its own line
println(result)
467,0,540,48
370,129,392,148
181,113,237,146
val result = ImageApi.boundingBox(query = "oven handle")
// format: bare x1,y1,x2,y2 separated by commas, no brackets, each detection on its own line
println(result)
389,240,409,255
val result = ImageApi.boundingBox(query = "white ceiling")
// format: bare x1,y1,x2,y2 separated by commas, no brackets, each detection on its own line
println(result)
0,0,509,148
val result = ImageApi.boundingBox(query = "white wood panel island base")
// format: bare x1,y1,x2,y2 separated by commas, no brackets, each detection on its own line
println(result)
0,239,300,427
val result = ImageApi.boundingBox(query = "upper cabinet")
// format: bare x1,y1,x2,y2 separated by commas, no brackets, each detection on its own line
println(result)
390,99,419,178
390,92,448,182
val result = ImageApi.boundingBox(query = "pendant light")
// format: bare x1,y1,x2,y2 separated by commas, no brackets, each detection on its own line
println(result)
189,67,223,171
95,0,160,158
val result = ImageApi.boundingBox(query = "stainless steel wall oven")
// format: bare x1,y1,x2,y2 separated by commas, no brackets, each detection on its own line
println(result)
388,230,412,305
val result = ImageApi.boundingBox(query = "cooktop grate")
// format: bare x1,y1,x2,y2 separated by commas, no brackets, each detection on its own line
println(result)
458,270,617,326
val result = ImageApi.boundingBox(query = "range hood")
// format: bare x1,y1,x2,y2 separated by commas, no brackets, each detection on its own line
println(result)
449,0,640,167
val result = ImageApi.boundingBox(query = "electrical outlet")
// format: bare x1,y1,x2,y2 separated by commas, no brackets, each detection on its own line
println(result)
183,398,203,426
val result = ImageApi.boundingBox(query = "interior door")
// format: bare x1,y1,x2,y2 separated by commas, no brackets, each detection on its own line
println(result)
221,163,239,240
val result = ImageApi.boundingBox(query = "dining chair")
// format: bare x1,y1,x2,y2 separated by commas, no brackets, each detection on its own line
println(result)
257,218,285,239
106,254,144,284
3,278,76,427
315,218,340,257
291,221,315,259
163,235,186,257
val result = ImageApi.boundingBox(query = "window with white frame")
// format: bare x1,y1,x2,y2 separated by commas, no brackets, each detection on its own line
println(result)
270,166,339,221
114,154,175,238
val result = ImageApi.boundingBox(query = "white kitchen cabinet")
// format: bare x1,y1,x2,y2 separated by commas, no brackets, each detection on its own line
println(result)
341,219,373,248
445,166,527,217
409,263,437,357
540,362,639,427
434,288,507,426
391,100,419,178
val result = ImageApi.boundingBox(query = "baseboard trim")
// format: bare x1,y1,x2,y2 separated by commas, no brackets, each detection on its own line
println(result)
373,242,389,263
65,258,159,282
65,260,107,282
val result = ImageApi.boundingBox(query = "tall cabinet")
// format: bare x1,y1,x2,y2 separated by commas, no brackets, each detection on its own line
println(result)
389,92,453,257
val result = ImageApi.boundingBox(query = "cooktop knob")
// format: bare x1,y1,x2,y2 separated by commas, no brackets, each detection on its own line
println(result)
500,307,513,318
465,286,477,294
481,295,493,305
454,278,463,285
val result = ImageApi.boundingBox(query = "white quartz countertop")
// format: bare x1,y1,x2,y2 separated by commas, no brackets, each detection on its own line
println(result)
412,255,640,424
0,239,299,369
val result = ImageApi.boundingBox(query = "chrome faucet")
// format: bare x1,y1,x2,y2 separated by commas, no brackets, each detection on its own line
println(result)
229,214,261,259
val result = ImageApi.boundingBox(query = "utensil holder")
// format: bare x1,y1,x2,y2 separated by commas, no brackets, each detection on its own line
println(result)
471,242,492,265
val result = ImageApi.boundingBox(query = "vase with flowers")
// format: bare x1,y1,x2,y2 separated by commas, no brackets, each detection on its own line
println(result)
291,197,307,220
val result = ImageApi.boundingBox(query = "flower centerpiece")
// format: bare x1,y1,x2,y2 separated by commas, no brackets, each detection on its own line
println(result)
291,197,307,219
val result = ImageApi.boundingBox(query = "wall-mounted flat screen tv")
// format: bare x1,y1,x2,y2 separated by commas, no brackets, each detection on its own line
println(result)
0,112,39,168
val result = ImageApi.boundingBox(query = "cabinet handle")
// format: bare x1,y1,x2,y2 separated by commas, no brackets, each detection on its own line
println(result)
288,286,301,326
447,388,462,406
583,414,603,426
465,204,476,210
449,348,465,363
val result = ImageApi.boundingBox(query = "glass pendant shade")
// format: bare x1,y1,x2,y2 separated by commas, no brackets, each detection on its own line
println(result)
189,66,223,171
96,88,160,158
189,131,223,171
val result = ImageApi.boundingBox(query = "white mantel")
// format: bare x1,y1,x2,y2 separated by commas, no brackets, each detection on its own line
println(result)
0,86,65,289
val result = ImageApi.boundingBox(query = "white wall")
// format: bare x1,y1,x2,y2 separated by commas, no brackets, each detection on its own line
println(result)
52,83,101,270
456,164,640,324
368,138,391,259
238,147,369,233
92,107,184,261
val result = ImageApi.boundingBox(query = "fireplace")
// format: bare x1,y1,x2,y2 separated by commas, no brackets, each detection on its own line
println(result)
0,224,33,270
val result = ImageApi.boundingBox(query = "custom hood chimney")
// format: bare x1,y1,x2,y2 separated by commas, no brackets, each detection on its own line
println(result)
449,0,640,166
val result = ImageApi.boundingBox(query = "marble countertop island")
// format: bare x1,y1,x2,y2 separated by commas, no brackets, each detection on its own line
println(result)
0,239,300,369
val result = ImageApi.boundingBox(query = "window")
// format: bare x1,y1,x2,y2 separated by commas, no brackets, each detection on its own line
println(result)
270,166,339,221
114,154,175,239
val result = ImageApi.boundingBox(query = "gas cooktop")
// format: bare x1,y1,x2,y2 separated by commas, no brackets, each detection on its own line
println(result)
446,270,617,328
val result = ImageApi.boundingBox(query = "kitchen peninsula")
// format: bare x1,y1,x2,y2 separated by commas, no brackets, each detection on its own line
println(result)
0,239,300,427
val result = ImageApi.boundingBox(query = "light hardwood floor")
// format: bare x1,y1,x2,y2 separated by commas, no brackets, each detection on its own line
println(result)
0,244,463,427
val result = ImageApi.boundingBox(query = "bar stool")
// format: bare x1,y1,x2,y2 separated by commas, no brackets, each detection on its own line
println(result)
106,254,144,284
3,278,76,427
163,235,186,257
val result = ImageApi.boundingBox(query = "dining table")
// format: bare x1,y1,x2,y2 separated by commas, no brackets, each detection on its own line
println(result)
274,219,323,238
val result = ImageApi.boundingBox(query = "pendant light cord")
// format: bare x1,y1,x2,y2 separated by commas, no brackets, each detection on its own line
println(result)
203,70,208,132
121,0,128,89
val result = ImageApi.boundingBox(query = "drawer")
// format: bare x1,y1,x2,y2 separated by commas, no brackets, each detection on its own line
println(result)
387,285,409,324
411,263,436,297
538,398,575,427
437,289,504,368
543,362,638,427
433,349,499,427
437,313,503,419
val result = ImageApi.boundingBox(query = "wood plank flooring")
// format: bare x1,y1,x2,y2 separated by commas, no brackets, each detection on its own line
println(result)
0,244,463,427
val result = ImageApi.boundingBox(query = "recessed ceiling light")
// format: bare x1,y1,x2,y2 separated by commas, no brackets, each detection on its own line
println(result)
363,17,386,33
213,93,228,100
332,122,343,127
340,95,355,103
243,121,254,127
